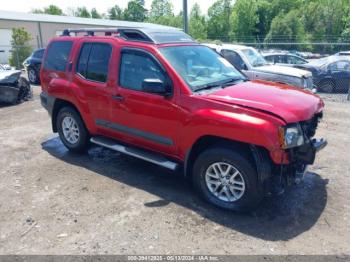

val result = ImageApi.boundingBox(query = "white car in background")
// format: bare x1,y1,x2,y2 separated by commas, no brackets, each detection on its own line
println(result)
204,43,314,90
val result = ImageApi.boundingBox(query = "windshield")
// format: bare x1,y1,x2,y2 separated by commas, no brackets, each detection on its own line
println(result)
159,45,245,92
242,48,267,67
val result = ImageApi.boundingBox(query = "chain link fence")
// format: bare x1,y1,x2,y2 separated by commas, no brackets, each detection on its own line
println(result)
0,44,42,69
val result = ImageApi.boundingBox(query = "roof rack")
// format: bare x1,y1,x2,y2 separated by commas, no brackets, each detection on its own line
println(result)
61,27,195,45
62,27,154,42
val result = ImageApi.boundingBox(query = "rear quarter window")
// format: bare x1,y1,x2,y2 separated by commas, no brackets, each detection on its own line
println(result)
43,41,73,71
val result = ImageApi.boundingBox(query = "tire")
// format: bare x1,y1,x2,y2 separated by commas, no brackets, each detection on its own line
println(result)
318,79,335,93
28,68,39,84
56,106,90,153
192,147,263,212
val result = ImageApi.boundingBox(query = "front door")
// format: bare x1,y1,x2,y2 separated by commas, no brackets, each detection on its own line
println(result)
103,47,180,156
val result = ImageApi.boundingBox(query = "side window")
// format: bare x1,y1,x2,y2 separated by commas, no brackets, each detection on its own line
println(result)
264,55,274,63
76,43,112,83
34,49,44,59
274,55,285,63
44,41,72,71
221,49,246,70
119,50,165,91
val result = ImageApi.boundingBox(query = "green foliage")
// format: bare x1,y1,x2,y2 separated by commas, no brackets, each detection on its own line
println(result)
9,28,32,69
124,0,146,22
207,0,232,41
265,10,307,50
230,0,259,42
149,0,173,19
108,5,124,20
28,0,350,52
189,3,207,40
32,5,63,15
74,7,91,18
91,8,102,19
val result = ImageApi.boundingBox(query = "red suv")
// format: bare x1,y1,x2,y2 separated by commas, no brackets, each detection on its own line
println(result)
40,27,327,211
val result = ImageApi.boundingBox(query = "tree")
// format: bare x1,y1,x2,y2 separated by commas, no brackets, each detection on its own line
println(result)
32,5,64,15
265,10,307,50
230,0,259,42
207,0,232,41
255,0,272,40
149,0,173,19
108,5,124,20
9,28,32,69
124,0,147,22
189,3,207,40
74,7,91,18
91,8,102,19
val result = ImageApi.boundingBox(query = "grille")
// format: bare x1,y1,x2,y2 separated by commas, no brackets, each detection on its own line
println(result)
300,112,322,139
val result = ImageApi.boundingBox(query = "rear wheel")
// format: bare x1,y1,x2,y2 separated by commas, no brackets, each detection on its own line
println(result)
57,107,90,153
318,79,335,93
192,147,263,211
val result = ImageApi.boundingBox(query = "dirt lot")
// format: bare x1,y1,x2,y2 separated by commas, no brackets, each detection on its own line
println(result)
0,87,349,255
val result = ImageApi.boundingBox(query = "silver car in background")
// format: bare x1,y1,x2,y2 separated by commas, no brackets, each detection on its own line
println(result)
205,43,314,90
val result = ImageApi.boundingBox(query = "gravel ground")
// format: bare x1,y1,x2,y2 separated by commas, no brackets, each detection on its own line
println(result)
0,87,349,255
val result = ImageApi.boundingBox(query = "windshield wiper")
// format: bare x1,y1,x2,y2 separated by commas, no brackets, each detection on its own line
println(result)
193,82,223,92
194,78,246,92
220,78,246,87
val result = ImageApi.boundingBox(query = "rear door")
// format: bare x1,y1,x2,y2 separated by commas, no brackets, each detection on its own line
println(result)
328,61,350,92
72,40,115,129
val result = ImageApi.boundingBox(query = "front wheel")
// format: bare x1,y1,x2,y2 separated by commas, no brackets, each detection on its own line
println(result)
57,107,90,153
318,79,335,93
192,147,263,211
28,68,39,84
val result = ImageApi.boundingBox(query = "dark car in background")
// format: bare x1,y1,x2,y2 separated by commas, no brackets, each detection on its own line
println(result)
263,52,309,66
23,48,45,84
295,56,350,93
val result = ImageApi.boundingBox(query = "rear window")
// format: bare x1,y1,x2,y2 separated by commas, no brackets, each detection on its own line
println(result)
33,49,44,59
44,41,72,71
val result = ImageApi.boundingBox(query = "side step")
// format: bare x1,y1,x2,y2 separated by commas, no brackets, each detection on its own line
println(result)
90,136,179,171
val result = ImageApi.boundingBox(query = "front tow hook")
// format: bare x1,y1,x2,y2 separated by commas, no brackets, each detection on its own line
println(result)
312,138,327,152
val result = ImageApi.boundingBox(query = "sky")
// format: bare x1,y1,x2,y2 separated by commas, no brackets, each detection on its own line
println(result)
0,0,217,16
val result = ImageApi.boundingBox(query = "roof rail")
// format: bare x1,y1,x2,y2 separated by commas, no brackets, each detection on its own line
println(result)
61,27,196,45
61,27,154,43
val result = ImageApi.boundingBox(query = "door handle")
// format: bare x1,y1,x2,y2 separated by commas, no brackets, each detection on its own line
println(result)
112,94,124,101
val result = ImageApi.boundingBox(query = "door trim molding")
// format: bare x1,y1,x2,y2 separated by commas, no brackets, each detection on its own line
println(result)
95,119,174,146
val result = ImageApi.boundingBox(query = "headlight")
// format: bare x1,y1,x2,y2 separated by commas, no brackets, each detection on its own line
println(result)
279,124,304,148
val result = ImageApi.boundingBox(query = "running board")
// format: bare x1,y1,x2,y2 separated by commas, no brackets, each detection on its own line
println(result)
90,136,178,171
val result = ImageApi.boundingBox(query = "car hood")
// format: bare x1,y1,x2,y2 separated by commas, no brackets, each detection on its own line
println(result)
0,70,21,84
255,65,312,78
204,80,324,123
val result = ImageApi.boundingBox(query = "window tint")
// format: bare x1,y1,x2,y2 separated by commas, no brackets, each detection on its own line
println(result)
119,51,165,91
329,61,350,71
44,41,72,71
76,43,92,77
287,55,306,64
76,43,112,82
264,55,274,63
221,49,246,70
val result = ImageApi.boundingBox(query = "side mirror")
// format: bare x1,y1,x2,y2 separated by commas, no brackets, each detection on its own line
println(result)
142,78,168,96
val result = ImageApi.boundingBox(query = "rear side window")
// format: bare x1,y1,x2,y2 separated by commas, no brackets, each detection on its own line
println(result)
44,41,72,71
76,43,112,83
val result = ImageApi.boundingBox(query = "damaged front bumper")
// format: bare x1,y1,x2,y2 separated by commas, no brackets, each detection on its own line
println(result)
264,138,327,195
